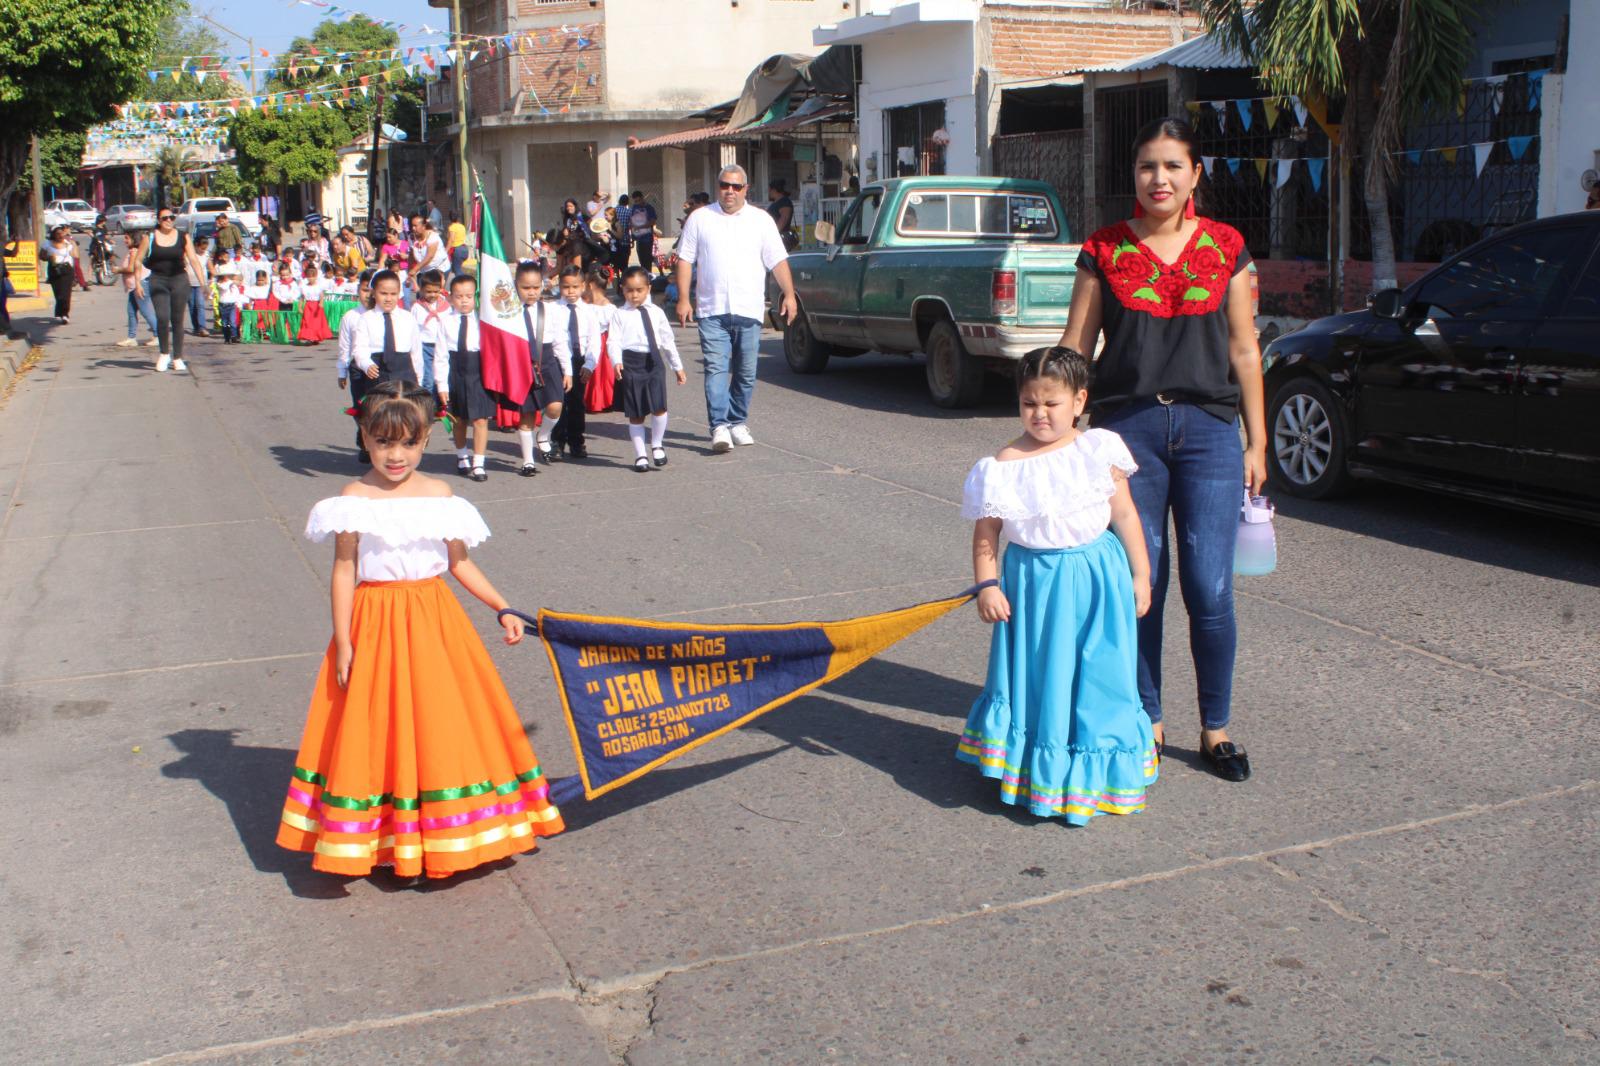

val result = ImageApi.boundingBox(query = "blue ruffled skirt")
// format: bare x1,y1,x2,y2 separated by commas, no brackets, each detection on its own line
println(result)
957,531,1158,825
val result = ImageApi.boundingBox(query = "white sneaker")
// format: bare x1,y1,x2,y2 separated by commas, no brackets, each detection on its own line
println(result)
143,338,160,347
730,424,755,447
172,359,187,374
155,354,171,373
711,425,732,453
115,338,138,348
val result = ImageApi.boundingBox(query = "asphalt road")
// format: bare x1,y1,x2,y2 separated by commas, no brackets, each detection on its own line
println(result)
2,283,1596,1065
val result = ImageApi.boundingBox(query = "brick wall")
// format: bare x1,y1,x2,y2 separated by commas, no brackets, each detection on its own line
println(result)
984,6,1201,79
1254,259,1436,319
511,20,606,113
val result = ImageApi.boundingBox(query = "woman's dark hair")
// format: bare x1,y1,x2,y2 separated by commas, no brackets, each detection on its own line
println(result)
1016,346,1090,393
360,380,436,440
1131,116,1206,216
620,265,651,285
562,199,580,218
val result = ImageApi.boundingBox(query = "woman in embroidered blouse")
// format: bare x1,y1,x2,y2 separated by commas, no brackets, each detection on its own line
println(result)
1057,117,1267,783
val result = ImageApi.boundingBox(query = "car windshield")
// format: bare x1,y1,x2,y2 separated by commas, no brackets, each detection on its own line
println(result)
61,201,92,212
192,200,231,212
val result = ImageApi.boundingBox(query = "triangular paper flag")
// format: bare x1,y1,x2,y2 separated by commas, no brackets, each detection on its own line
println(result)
1473,141,1494,177
196,70,207,85
1186,101,1201,116
1254,158,1268,182
1404,149,1422,165
1457,89,1467,117
1441,147,1458,164
1236,99,1253,131
1202,155,1216,174
1263,99,1280,129
1290,95,1309,127
1307,158,1325,192
1506,135,1533,161
1527,69,1545,110
1275,159,1293,188
1226,158,1241,176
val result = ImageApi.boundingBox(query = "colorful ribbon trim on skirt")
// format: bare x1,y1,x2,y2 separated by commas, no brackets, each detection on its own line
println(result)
957,728,1154,818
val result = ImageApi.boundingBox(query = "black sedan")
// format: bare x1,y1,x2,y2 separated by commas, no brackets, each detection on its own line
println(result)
1261,210,1600,524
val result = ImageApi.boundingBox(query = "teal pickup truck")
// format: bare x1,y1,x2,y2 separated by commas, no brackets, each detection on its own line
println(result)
776,176,1078,407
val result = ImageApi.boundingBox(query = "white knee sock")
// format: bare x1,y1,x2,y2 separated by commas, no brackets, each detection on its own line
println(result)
456,446,471,461
649,413,668,449
472,453,486,470
517,429,535,464
628,423,649,459
536,422,553,446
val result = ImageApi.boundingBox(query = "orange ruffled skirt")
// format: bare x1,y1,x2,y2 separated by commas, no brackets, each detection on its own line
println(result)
276,577,564,878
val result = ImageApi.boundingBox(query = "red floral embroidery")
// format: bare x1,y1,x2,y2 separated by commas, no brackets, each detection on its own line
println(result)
1084,219,1245,320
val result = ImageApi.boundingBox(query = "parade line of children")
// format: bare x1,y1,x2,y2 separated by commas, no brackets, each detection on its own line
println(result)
208,238,365,345
334,259,685,479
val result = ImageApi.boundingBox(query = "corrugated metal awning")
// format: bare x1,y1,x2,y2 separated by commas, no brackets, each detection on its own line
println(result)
628,124,730,150
1071,32,1251,75
742,101,852,135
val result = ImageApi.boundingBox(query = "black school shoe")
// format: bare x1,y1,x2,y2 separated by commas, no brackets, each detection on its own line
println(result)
519,462,538,477
633,456,650,473
469,467,488,482
1201,741,1251,782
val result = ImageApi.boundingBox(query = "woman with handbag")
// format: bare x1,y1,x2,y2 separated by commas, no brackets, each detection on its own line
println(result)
40,227,79,323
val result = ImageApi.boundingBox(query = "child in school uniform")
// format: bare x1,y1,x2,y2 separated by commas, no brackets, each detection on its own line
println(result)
278,380,564,879
608,266,686,471
501,260,568,477
351,269,445,392
409,268,449,397
547,266,604,460
337,270,376,462
297,263,334,343
956,347,1159,826
215,259,245,344
440,273,495,481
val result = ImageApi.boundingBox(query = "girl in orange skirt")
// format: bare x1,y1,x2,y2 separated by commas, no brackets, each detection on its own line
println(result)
277,380,564,878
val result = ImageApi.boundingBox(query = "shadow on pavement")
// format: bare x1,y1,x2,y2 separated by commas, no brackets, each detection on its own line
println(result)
821,655,981,720
553,744,794,830
754,347,1019,420
1275,481,1600,587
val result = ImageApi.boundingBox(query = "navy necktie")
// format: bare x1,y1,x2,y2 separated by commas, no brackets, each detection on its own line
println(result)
567,302,581,366
457,314,469,355
381,312,395,370
638,306,659,357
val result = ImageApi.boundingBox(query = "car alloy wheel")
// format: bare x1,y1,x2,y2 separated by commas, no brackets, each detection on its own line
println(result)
1274,391,1334,486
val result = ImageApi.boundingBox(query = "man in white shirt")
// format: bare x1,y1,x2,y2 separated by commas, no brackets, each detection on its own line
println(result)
674,164,797,453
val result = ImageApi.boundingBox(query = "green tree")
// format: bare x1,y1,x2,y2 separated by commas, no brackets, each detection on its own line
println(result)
143,2,241,103
1197,0,1479,292
16,132,89,199
0,0,172,235
228,106,349,190
210,163,258,204
154,145,196,205
271,17,433,140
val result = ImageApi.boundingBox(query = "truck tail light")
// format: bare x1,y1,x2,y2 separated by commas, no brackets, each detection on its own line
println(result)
992,270,1017,317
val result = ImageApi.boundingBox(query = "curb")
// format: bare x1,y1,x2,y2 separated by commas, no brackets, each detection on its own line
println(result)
0,329,38,394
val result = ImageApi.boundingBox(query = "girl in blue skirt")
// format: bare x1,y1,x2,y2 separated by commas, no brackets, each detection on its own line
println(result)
957,347,1158,825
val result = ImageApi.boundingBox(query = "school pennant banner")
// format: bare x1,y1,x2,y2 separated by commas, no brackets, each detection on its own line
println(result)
535,590,978,800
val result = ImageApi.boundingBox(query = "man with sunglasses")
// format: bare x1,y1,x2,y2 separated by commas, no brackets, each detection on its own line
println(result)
674,165,798,453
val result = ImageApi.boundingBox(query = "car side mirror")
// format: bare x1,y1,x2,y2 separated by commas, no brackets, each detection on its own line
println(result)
813,220,835,246
1371,288,1408,320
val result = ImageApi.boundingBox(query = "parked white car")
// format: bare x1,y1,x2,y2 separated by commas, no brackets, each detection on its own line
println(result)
104,203,157,234
45,199,98,231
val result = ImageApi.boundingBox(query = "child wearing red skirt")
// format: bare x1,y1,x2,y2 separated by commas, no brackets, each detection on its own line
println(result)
276,381,564,878
297,265,334,343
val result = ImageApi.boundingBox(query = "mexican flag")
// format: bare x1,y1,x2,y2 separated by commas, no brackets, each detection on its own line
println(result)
476,184,533,409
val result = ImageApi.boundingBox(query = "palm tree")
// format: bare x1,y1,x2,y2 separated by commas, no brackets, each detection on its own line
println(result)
1197,0,1480,292
155,146,196,207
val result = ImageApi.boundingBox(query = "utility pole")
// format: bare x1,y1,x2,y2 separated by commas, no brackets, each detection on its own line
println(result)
452,0,472,230
196,15,256,95
30,136,43,241
367,87,385,246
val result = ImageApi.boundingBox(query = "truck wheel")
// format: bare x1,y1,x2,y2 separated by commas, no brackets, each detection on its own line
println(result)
925,320,984,408
783,307,831,374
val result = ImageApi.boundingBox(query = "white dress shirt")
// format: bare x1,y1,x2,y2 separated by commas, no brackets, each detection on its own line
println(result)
607,301,684,372
440,308,480,354
353,306,448,390
675,201,788,321
412,295,451,349
336,303,366,376
271,279,301,304
550,299,604,374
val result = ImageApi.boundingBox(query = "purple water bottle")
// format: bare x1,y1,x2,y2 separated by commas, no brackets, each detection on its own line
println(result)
1235,491,1277,576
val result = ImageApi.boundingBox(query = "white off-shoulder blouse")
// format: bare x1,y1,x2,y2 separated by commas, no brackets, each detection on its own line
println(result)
961,428,1138,549
305,495,490,582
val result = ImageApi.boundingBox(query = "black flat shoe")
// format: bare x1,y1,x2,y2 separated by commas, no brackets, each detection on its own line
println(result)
519,462,538,477
1201,740,1251,782
652,447,668,468
633,456,650,473
469,468,488,482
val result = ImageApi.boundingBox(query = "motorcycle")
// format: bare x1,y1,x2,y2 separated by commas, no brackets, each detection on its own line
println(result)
89,225,114,286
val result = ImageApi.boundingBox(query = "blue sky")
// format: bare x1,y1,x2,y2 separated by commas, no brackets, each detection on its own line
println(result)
188,1,447,56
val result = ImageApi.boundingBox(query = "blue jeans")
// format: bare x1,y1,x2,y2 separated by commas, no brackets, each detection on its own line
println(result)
1097,400,1244,730
421,342,436,392
126,290,158,339
187,283,209,333
449,245,468,276
697,313,761,429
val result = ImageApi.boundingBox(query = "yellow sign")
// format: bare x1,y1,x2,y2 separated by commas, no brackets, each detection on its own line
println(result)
5,240,39,296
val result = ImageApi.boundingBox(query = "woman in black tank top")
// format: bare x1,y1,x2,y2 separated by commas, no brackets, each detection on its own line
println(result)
135,209,209,373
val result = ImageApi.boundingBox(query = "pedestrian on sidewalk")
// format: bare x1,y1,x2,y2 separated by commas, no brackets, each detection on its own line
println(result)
133,207,209,373
0,234,18,334
279,381,565,879
114,233,159,348
957,347,1157,824
41,226,79,323
186,235,212,337
673,164,798,453
1055,116,1267,782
